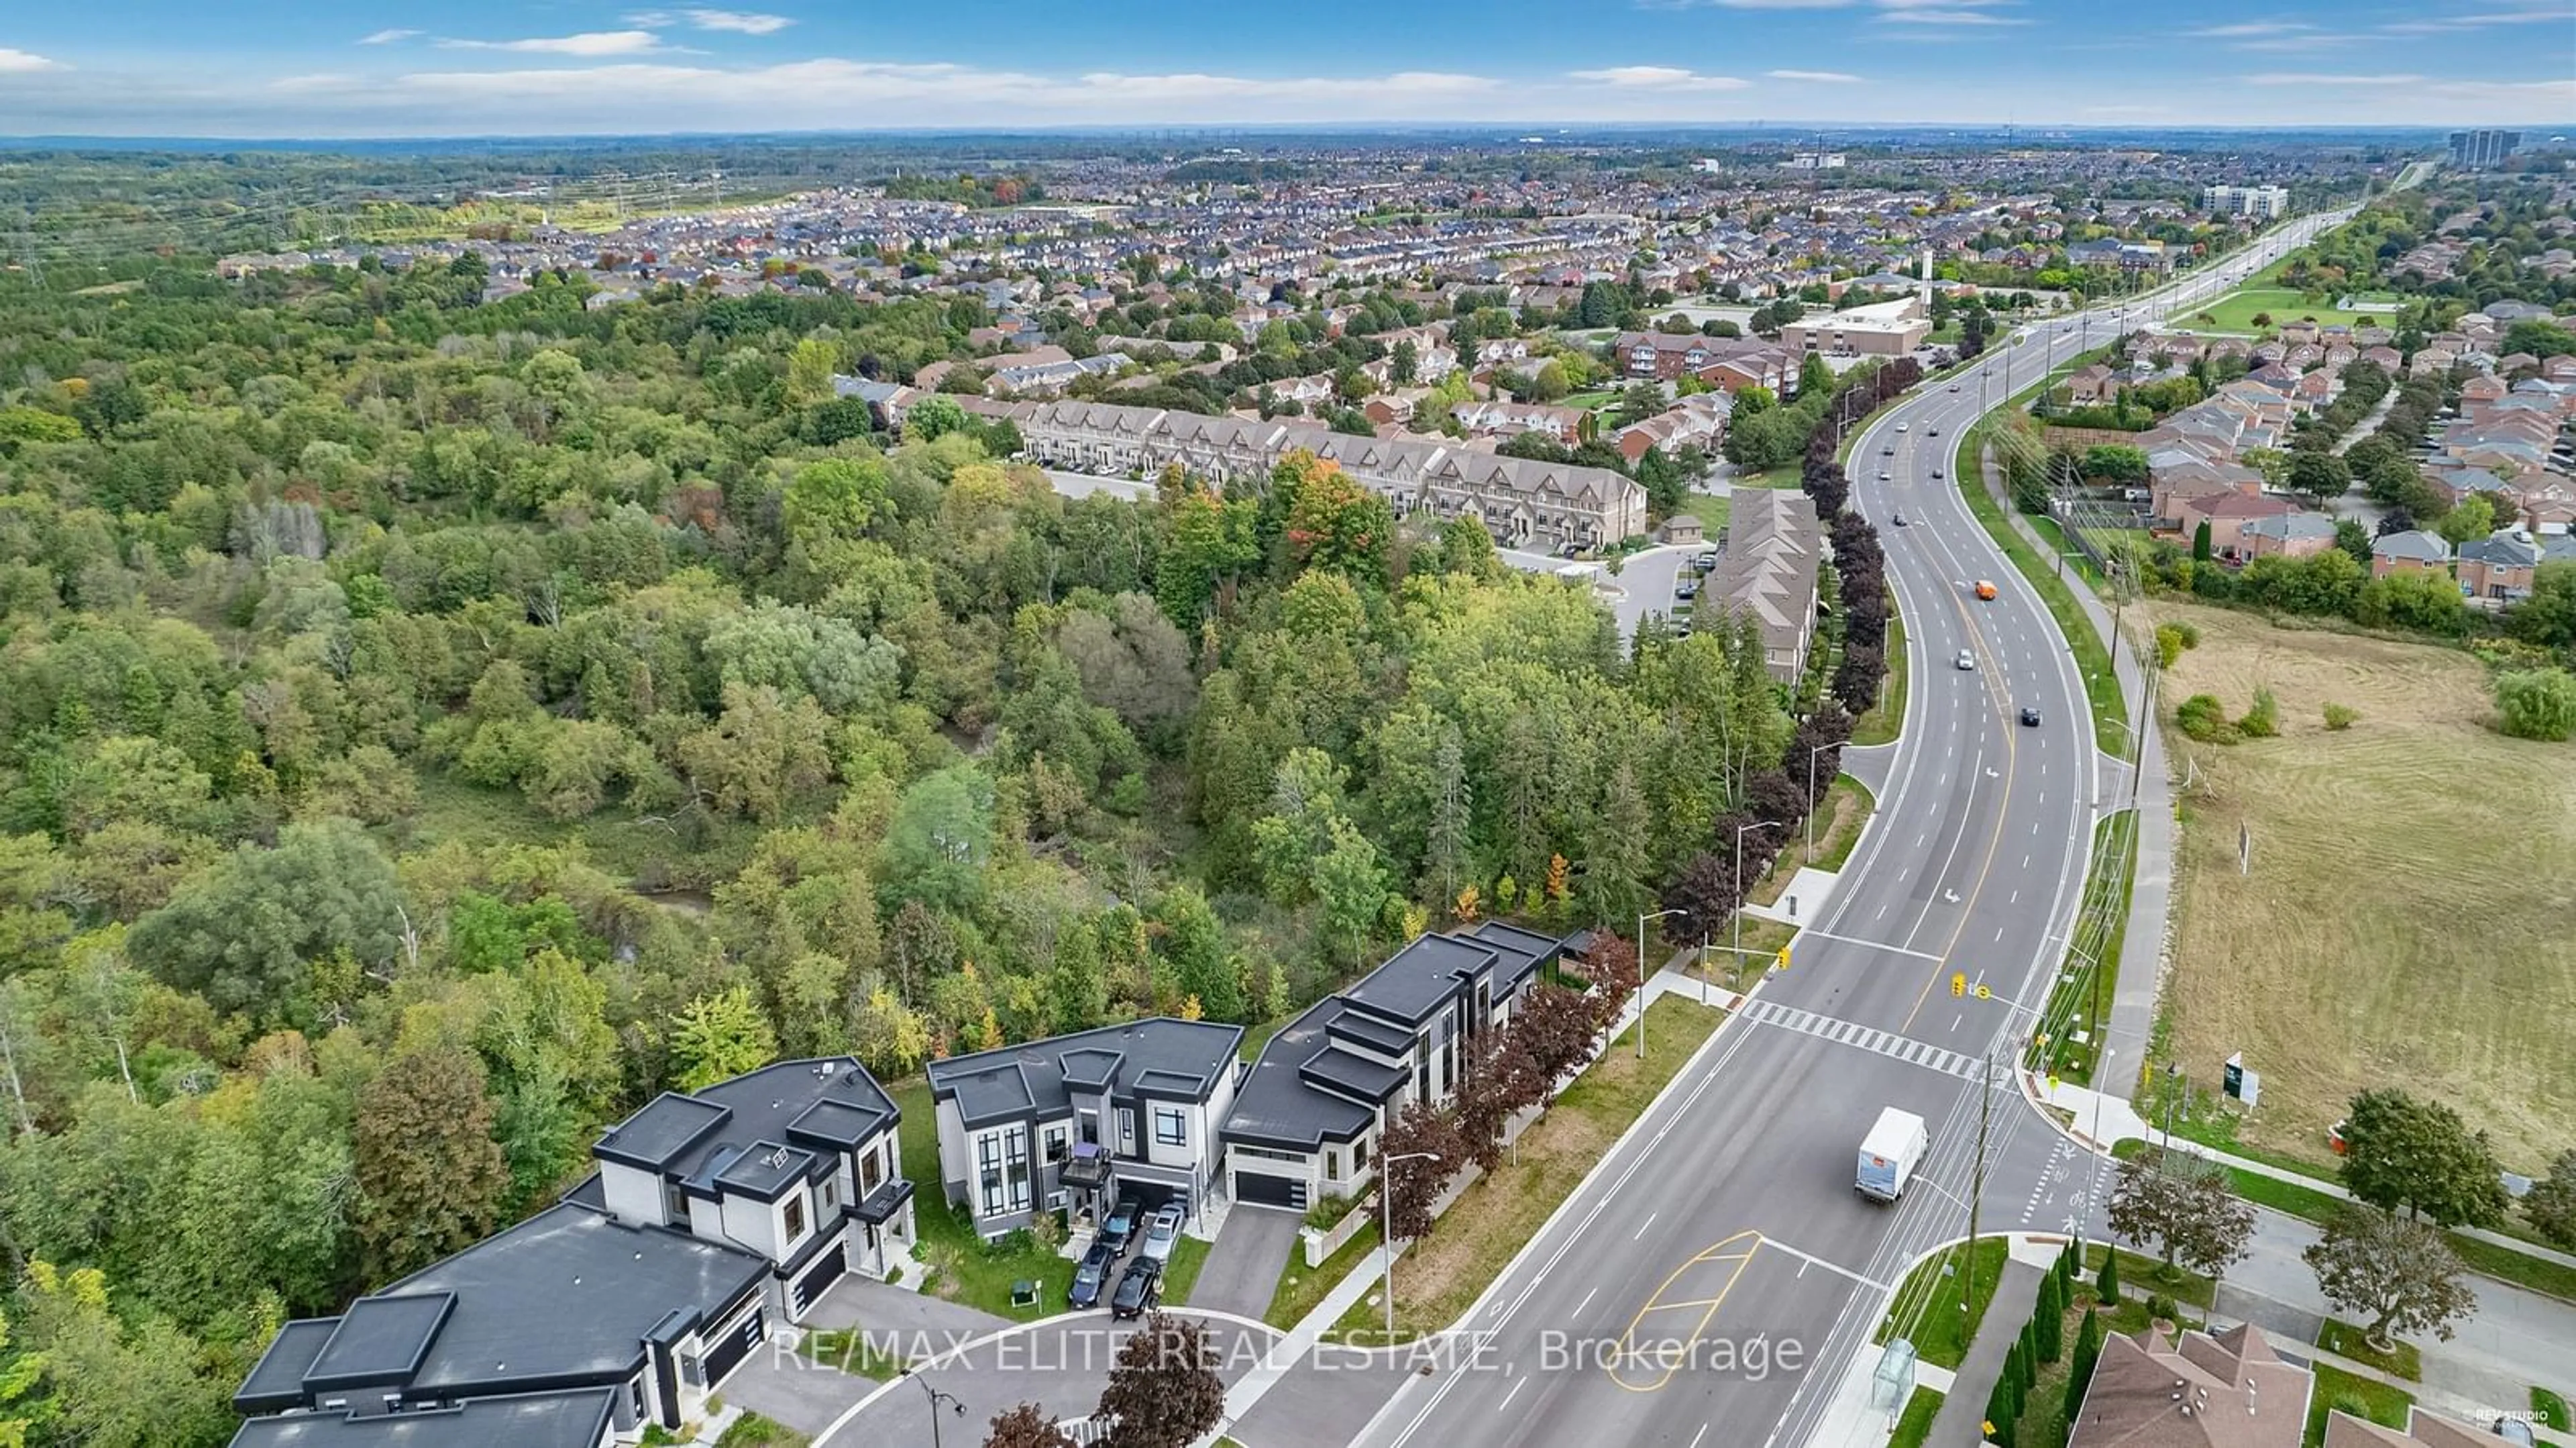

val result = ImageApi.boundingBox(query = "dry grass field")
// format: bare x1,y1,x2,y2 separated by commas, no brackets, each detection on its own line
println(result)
2151,602,2576,1174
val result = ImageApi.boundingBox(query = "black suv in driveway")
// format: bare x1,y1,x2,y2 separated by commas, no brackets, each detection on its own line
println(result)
1110,1258,1162,1320
1099,1196,1141,1254
1067,1239,1119,1310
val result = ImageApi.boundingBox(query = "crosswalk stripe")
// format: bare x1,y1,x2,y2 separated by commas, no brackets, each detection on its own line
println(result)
1735,1001,1977,1080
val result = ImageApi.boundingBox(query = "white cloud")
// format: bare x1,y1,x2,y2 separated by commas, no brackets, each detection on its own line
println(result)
627,8,796,32
2381,5,2574,34
1686,0,1858,9
358,28,421,45
2244,71,2426,85
2184,20,2311,36
2082,103,2168,115
1766,68,1863,82
439,30,671,56
682,9,794,32
1879,7,2028,25
0,46,64,71
1570,65,1751,90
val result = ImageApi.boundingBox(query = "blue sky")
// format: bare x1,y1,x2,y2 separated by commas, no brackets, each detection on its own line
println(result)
1,1,2571,136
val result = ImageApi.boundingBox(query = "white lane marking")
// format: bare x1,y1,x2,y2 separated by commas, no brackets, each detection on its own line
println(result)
1633,1212,1659,1241
1688,1425,1711,1448
1498,1377,1527,1413
1573,1287,1597,1318
1794,929,1949,963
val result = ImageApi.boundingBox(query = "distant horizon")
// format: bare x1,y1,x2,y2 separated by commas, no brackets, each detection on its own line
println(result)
5,0,2573,136
0,120,2565,152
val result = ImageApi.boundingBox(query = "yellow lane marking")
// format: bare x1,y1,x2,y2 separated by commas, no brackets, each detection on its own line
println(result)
1605,1230,1763,1392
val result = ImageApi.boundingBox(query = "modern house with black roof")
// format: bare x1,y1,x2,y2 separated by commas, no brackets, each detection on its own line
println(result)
1222,921,1569,1212
926,1017,1243,1237
233,1057,912,1443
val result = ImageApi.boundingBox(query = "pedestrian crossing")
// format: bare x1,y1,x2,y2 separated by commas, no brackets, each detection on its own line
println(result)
1736,1000,1981,1080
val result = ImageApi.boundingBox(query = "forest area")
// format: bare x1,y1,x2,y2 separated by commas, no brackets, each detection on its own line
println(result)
0,246,1886,1443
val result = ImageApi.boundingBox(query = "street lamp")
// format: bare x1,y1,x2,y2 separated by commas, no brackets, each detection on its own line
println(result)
1636,907,1682,1059
902,1372,967,1448
1379,1149,1444,1340
1733,821,1785,981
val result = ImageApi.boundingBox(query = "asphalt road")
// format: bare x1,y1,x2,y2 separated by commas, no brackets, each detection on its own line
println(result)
1340,209,2353,1448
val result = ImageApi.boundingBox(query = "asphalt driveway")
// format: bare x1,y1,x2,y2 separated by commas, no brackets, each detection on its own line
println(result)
1191,1204,1304,1321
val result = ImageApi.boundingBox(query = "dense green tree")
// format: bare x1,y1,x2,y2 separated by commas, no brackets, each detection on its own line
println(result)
355,1047,511,1282
126,820,403,1025
2338,1087,2512,1228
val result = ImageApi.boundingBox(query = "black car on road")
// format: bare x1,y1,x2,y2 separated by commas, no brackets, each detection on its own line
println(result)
1110,1258,1162,1320
2019,707,2042,727
1067,1239,1119,1310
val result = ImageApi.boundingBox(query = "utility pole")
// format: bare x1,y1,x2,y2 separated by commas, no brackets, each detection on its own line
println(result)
1963,1050,1995,1323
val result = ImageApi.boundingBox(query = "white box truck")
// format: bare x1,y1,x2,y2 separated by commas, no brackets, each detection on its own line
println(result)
1856,1107,1929,1203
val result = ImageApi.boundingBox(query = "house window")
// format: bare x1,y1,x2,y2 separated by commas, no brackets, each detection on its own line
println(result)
1353,1136,1371,1172
978,1131,1006,1216
1154,1108,1187,1148
822,1176,839,1212
1005,1125,1031,1211
783,1192,807,1245
1044,1125,1070,1165
1078,1110,1099,1146
630,1376,647,1423
861,1145,883,1192
1118,1109,1136,1154
665,1182,690,1227
1325,1147,1343,1182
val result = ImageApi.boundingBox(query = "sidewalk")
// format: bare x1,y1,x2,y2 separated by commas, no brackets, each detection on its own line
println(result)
1975,446,2173,1100
1922,1247,2049,1448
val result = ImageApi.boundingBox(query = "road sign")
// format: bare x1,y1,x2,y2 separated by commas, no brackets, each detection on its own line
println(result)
1951,972,1966,997
2223,1052,2245,1099
1975,984,1992,1000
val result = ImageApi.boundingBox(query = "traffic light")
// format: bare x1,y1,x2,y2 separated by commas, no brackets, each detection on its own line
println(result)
1775,944,1792,972
1950,972,1966,998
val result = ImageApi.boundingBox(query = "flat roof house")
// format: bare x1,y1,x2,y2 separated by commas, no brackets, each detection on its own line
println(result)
233,1058,913,1443
1223,921,1570,1213
926,1017,1244,1237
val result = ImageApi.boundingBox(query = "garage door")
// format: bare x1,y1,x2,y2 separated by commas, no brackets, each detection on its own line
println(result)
1232,1170,1307,1211
702,1307,765,1388
791,1243,846,1317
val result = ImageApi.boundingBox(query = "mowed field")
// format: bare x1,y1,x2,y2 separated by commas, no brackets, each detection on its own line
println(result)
2150,603,2576,1174
2166,286,2380,337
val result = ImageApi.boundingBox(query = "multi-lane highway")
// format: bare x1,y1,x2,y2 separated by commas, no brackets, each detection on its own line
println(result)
1344,208,2353,1448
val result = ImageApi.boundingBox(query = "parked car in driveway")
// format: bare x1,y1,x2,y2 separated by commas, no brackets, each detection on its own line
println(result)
1140,1205,1184,1264
1068,1239,1119,1309
1099,1196,1140,1253
1110,1258,1162,1320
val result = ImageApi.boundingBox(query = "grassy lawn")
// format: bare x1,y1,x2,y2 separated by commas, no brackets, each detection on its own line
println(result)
1890,1386,1945,1448
1711,915,1800,989
1852,605,1907,745
2169,286,2377,338
2535,1386,2572,1432
1682,488,1731,535
2318,1317,2420,1381
1161,1235,1212,1306
1875,1237,2010,1371
1320,997,1727,1341
1735,464,1803,490
2031,815,2136,1084
1953,428,2127,740
1747,774,1876,906
802,1326,910,1380
2305,1363,2414,1447
2112,1138,2576,1305
1267,1217,1379,1331
2084,1241,2217,1311
887,1079,1079,1321
716,1413,810,1448
1239,1012,1297,1062
2149,601,2576,1178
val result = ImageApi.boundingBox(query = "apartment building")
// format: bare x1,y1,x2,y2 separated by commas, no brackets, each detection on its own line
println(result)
963,397,1648,550
1705,488,1823,682
2203,184,2290,220
1780,297,1931,358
